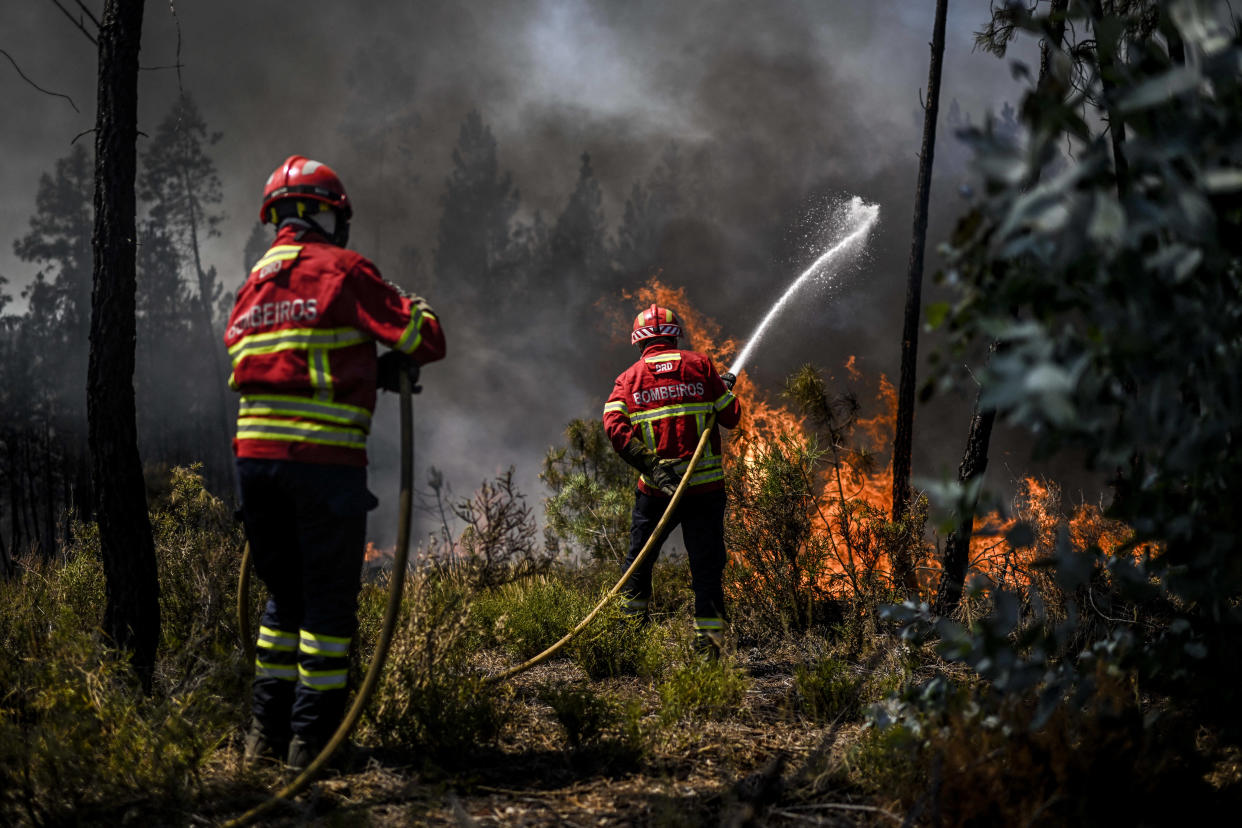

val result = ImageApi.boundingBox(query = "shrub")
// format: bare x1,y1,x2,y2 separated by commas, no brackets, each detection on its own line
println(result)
568,597,665,680
365,572,511,760
657,658,748,723
793,657,864,722
541,419,636,562
470,572,593,659
0,465,244,824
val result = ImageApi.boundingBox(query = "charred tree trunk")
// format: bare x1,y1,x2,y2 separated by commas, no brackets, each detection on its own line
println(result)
88,0,159,690
934,0,1068,616
891,0,949,594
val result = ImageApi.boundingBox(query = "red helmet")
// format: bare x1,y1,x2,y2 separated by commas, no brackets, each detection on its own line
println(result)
631,304,683,345
259,155,352,224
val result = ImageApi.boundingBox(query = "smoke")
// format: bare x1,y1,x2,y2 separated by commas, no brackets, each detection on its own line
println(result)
2,1,1044,546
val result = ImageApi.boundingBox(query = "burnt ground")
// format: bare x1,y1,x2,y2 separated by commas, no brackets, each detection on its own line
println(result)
196,645,905,827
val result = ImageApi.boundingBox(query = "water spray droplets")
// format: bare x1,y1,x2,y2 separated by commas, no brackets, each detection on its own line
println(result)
728,196,880,377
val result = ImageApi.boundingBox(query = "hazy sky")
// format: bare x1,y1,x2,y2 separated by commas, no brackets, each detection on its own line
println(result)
2,1,1057,544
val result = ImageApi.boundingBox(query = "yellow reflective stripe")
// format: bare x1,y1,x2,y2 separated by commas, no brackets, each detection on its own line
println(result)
239,395,371,430
299,630,350,656
257,626,298,652
394,308,427,354
228,326,370,362
714,390,736,412
251,245,303,272
307,347,333,399
298,665,348,690
694,617,725,630
630,402,715,424
255,660,298,681
643,352,682,363
236,417,367,449
603,401,629,417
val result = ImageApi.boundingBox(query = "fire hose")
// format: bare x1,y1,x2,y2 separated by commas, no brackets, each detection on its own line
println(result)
225,369,415,828
484,414,716,686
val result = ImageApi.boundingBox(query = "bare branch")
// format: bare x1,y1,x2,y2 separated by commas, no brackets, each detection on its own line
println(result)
73,0,101,29
0,48,79,112
47,0,98,46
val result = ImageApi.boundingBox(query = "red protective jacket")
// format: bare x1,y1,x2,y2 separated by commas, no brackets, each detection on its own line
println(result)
603,341,741,496
224,225,445,466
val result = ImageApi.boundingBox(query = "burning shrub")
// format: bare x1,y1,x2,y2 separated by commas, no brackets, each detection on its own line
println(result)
724,433,840,636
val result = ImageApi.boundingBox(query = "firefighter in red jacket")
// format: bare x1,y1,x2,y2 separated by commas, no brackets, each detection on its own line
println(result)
226,155,445,768
603,305,741,657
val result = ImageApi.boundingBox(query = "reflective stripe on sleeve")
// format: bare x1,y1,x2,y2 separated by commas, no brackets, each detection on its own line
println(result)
298,665,348,690
299,630,351,657
255,659,298,681
239,395,372,431
235,417,367,449
714,390,736,412
257,626,298,652
603,400,629,417
251,245,303,273
394,307,432,354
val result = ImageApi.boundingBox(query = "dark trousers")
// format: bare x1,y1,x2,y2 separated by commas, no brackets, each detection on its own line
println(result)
237,458,377,744
621,488,728,632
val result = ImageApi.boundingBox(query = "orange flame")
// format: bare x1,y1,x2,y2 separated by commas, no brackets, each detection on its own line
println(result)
623,277,1147,600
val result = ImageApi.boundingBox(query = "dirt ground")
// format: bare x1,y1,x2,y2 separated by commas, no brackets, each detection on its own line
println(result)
200,647,903,827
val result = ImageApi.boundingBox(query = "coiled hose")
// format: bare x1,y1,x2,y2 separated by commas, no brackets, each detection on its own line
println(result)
225,370,415,827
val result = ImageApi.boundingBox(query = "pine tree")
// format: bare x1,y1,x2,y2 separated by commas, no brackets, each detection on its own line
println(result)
138,92,231,487
433,110,520,311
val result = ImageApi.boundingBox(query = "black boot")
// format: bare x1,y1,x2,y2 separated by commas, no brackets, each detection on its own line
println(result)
243,718,288,766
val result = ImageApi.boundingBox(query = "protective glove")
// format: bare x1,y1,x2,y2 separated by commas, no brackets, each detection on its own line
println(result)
649,458,684,497
720,371,736,390
376,351,422,393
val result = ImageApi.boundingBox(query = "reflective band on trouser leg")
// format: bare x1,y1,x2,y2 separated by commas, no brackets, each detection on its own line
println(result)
297,629,350,691
624,597,650,617
694,616,725,637
255,625,298,681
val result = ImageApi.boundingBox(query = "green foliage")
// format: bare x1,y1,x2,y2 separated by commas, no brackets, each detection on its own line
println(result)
568,597,665,680
541,418,636,562
471,572,593,659
844,724,923,796
657,658,748,723
793,657,865,722
920,0,1242,739
0,466,245,825
366,573,511,759
540,683,619,749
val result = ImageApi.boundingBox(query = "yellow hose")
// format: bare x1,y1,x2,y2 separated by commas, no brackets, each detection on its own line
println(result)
225,370,415,827
485,415,716,685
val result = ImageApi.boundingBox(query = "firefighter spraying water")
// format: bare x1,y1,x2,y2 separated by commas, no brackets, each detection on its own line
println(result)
728,196,880,377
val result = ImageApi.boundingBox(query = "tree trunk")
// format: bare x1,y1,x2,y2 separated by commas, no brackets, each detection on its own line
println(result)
891,0,949,594
88,0,159,691
934,0,1068,616
1090,0,1129,198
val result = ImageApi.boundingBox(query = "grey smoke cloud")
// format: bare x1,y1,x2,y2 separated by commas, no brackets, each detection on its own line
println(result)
2,0,1044,545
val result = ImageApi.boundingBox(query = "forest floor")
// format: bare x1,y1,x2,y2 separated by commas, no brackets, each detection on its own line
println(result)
200,644,893,827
